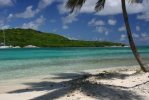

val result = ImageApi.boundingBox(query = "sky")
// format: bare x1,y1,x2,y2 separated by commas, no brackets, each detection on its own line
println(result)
0,0,149,45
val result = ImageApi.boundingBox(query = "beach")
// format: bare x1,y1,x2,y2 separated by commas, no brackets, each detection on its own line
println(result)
0,47,149,100
0,0,149,99
0,66,149,100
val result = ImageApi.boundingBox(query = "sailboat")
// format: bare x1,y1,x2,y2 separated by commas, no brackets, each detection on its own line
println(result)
0,29,10,48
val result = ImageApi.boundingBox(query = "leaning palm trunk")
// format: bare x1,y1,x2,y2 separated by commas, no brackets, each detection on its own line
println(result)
66,0,149,72
121,0,148,72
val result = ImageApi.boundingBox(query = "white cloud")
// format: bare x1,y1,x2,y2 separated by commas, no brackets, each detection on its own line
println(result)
0,18,10,29
57,0,145,29
57,0,68,14
120,33,147,42
0,0,14,7
62,25,68,29
62,13,78,25
118,26,126,32
22,16,45,29
121,32,149,42
57,0,79,28
0,24,10,29
57,0,144,15
120,34,127,41
55,0,149,32
96,26,108,35
62,13,78,29
7,13,13,19
137,0,149,21
140,32,149,41
38,0,54,10
96,26,106,33
80,0,144,15
136,26,140,31
15,6,37,18
133,33,139,38
88,19,105,26
141,33,148,37
88,18,108,35
80,0,97,13
108,19,117,26
15,0,54,18
56,0,78,28
105,31,109,36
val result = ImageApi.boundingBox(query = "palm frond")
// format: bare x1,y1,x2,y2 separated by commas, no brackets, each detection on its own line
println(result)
95,0,106,12
66,0,86,13
129,0,142,3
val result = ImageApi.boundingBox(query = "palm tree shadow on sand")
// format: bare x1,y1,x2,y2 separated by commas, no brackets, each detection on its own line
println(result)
8,72,144,100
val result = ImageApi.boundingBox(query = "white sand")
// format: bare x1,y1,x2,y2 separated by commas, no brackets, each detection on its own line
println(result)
0,66,149,100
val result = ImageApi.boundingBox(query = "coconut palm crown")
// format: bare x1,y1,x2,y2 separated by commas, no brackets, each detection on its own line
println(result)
65,0,149,72
66,0,142,13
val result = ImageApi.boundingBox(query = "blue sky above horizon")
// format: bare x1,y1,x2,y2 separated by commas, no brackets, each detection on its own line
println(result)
0,0,149,45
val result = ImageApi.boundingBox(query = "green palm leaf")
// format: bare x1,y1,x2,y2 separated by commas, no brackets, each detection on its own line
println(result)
95,0,106,12
66,0,86,13
129,0,142,3
66,0,142,13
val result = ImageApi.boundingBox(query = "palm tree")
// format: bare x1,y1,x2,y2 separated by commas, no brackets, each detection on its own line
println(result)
66,0,149,72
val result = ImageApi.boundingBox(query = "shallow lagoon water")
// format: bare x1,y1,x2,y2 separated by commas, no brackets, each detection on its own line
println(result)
0,47,149,80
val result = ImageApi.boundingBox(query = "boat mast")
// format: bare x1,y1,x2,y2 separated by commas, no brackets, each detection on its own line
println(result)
3,29,6,46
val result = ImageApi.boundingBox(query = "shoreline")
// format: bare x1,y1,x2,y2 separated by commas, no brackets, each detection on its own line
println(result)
0,66,144,88
0,65,141,81
0,65,140,83
0,65,149,100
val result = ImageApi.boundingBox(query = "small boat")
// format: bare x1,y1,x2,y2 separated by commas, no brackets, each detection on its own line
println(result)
0,46,11,49
0,29,10,49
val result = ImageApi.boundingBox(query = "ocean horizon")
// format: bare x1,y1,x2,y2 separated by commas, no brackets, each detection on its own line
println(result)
0,46,149,80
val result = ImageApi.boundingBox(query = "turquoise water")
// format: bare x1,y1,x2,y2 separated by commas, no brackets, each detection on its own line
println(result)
0,47,149,80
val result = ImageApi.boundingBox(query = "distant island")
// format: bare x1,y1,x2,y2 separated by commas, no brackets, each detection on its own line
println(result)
0,28,125,48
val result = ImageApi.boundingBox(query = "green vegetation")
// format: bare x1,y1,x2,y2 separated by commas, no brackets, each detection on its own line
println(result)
0,28,124,47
